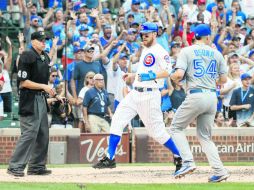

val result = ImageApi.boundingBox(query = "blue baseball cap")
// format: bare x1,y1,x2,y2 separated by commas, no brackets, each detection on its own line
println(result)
119,53,128,59
130,21,139,26
241,73,252,80
103,24,111,30
128,28,137,34
127,13,134,18
73,2,81,11
140,22,158,33
73,46,84,53
132,0,140,4
193,24,211,37
249,50,254,58
102,8,110,14
30,15,39,21
170,41,181,48
80,3,87,8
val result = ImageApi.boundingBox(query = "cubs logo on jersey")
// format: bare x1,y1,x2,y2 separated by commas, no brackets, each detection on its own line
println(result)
164,55,170,63
143,53,155,67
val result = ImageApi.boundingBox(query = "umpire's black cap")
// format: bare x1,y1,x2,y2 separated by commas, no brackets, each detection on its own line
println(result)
31,31,46,41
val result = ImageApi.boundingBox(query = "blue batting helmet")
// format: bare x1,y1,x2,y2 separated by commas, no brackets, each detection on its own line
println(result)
193,24,211,37
140,22,158,33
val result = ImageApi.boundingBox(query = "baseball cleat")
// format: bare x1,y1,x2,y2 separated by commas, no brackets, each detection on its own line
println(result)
92,156,116,169
173,156,182,172
7,168,25,177
208,173,230,183
174,165,196,179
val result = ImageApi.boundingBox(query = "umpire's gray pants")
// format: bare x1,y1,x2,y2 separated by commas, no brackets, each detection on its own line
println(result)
169,92,227,176
9,95,49,171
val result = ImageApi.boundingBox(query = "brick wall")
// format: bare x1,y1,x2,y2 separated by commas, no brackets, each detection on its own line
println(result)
0,128,80,164
0,136,67,164
133,128,254,163
146,136,254,162
1,128,254,164
0,136,19,163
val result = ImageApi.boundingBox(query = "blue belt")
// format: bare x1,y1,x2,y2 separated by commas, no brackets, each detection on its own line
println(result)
134,87,154,92
189,89,216,94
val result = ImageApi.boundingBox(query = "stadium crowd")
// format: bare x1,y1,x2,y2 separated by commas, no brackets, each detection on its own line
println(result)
0,0,254,131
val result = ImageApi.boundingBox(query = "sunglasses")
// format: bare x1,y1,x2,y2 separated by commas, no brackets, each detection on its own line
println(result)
173,45,181,48
51,75,57,77
140,33,152,39
33,20,39,22
37,39,45,43
86,49,95,53
86,77,94,79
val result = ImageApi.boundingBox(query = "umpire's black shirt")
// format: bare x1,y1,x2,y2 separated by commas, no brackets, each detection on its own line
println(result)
17,47,50,116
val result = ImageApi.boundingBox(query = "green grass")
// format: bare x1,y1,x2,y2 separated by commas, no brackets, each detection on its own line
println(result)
0,162,253,169
0,183,254,190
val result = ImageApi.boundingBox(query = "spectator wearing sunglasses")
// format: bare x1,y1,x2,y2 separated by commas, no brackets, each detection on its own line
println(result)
76,72,95,132
71,44,109,109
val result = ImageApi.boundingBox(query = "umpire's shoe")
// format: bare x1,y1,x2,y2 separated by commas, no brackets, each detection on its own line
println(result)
7,168,25,177
173,156,182,172
92,156,116,169
27,169,52,175
208,173,230,183
174,164,196,179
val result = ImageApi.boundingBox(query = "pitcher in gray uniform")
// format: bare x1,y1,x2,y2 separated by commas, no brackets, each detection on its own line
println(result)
170,24,230,182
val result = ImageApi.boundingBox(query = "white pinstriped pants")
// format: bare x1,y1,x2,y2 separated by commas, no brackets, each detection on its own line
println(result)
110,89,171,144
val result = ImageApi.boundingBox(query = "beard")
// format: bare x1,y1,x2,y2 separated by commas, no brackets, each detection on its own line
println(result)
218,6,223,11
143,38,154,47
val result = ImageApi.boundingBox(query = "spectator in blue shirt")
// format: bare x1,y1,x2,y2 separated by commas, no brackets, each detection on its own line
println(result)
225,1,246,25
100,24,113,48
157,16,172,52
230,73,254,127
63,46,85,96
73,24,91,48
83,74,112,133
125,0,146,24
126,28,140,54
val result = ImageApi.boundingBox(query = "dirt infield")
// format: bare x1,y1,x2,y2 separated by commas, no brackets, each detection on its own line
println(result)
0,166,254,184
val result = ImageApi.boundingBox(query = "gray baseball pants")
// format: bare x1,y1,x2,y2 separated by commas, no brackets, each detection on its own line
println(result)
169,92,228,176
9,95,49,172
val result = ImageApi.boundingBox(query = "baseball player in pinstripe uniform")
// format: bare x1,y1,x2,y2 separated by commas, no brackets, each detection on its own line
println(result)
170,24,230,182
93,22,182,171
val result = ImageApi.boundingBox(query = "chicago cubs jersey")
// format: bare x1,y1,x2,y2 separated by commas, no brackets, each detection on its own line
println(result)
133,43,172,88
175,44,227,91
